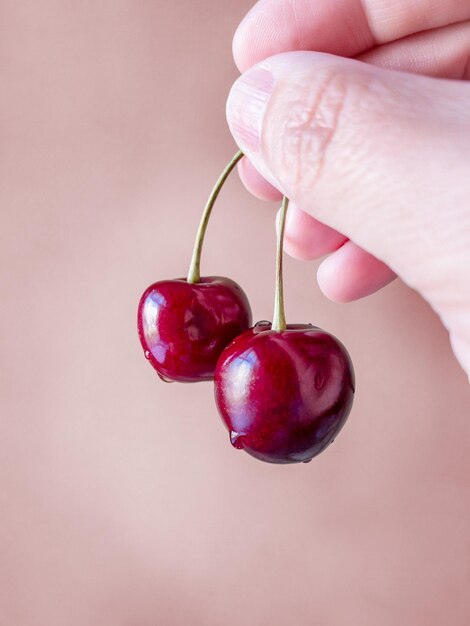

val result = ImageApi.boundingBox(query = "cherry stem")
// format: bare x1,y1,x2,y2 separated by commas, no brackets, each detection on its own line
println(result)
187,150,244,284
272,196,290,332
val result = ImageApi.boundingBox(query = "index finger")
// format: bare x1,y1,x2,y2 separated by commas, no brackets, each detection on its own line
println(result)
234,0,470,71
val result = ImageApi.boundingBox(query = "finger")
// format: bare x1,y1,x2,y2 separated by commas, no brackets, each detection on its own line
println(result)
237,20,470,207
281,201,396,304
233,0,470,72
359,19,470,79
234,0,374,71
238,157,282,201
226,52,470,374
283,203,347,260
240,154,349,257
317,241,396,302
226,52,470,269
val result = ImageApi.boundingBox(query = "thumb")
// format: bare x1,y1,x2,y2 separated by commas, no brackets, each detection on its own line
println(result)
226,51,470,377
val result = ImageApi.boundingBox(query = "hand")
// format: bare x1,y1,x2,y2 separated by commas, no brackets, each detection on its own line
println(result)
226,0,470,378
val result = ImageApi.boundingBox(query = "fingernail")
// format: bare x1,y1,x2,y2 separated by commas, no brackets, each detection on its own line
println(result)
227,67,274,153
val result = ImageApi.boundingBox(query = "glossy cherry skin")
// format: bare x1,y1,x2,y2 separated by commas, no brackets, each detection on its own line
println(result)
138,276,252,383
214,322,355,464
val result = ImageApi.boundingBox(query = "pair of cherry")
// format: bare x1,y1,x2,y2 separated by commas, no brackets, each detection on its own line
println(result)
138,152,354,464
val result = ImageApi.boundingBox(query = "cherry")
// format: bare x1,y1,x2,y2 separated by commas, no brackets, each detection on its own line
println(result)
214,197,355,464
138,149,355,463
215,322,354,463
138,276,251,382
138,151,252,383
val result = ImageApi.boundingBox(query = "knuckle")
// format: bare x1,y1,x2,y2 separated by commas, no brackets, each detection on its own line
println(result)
268,68,349,194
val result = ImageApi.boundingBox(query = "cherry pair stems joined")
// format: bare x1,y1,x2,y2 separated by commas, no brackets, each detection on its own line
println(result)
138,151,354,463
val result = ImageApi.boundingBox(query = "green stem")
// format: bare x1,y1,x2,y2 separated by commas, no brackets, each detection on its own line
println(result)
187,150,244,283
272,196,290,332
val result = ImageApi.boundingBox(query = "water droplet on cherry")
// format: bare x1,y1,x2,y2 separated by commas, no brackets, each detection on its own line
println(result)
157,372,175,384
144,350,151,360
230,431,243,449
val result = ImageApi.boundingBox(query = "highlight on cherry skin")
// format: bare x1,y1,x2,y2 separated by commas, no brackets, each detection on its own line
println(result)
138,277,252,383
214,322,355,464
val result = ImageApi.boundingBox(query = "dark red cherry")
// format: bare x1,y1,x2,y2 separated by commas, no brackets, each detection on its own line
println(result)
138,276,252,383
214,322,354,464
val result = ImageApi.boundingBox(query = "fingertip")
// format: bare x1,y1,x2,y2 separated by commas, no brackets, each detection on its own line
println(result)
317,242,396,302
232,2,266,73
317,253,352,303
284,205,347,261
232,16,248,73
232,0,373,73
238,157,282,202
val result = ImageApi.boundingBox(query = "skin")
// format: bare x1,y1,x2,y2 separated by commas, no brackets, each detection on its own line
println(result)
226,0,470,379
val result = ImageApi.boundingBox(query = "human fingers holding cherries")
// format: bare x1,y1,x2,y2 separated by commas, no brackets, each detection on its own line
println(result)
137,0,470,467
227,0,470,377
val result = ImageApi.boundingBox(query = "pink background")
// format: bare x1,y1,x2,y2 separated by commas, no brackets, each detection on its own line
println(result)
1,1,470,624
